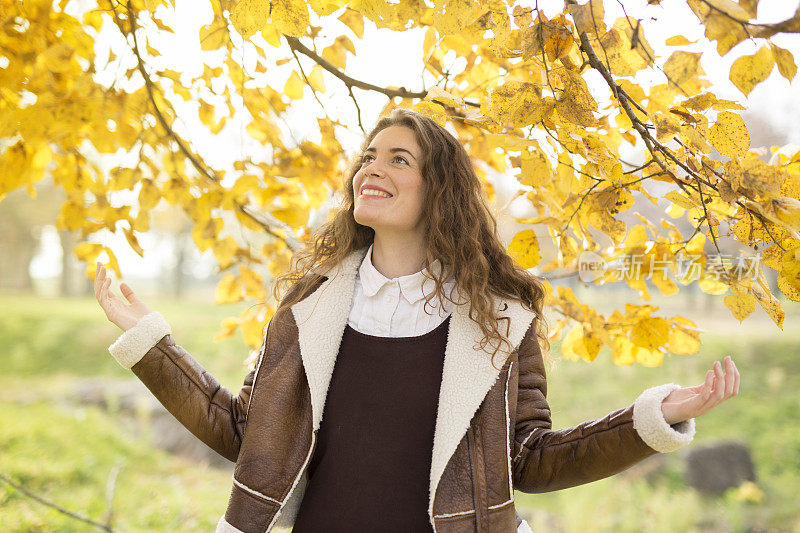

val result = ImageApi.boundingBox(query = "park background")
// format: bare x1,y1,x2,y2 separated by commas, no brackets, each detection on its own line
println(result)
2,0,800,531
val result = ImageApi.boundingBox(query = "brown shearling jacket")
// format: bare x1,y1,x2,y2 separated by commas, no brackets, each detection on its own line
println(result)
108,245,696,533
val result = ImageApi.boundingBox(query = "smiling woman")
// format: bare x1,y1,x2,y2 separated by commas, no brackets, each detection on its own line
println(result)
96,108,739,533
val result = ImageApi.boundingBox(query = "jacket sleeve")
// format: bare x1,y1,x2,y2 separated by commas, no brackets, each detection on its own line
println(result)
511,325,695,493
107,311,265,463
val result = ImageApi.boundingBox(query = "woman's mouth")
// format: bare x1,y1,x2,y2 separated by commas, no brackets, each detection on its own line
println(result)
359,189,393,199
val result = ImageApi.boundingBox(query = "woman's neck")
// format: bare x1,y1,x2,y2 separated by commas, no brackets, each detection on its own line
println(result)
370,237,428,280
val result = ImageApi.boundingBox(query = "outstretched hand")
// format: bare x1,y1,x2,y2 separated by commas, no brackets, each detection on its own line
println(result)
660,355,740,425
93,262,152,332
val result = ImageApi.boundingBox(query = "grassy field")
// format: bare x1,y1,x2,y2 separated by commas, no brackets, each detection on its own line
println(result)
1,290,798,532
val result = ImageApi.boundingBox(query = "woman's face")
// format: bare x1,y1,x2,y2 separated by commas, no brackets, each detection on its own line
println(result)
353,125,426,236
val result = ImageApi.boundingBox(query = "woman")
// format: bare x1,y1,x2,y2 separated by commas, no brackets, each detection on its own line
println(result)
94,108,739,533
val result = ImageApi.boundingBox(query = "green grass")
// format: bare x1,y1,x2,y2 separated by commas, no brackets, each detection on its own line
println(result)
0,402,231,532
1,291,799,531
0,292,256,387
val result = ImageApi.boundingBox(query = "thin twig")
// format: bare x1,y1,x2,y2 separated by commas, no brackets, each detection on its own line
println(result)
0,472,113,532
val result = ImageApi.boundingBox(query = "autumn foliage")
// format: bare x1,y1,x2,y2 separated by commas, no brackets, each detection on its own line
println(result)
1,0,798,366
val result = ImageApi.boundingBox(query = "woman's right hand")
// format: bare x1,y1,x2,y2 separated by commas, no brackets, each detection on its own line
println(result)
94,261,152,332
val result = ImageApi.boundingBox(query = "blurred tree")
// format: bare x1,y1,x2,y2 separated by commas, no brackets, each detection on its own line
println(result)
1,0,799,365
0,179,63,291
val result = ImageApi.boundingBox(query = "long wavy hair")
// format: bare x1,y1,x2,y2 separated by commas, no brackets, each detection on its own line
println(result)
271,108,549,369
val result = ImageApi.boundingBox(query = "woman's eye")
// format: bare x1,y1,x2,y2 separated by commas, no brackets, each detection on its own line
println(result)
360,154,408,165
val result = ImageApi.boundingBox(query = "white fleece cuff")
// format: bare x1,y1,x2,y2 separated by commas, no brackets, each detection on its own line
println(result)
108,311,172,370
216,515,246,533
632,382,696,453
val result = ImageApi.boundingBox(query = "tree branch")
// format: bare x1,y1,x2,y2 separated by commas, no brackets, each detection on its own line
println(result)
111,1,302,252
0,472,113,532
283,35,481,108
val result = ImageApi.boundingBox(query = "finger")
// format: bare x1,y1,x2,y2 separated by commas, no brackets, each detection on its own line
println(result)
702,369,714,400
120,283,141,305
98,278,110,308
732,359,740,395
724,356,736,397
94,262,103,297
713,360,725,402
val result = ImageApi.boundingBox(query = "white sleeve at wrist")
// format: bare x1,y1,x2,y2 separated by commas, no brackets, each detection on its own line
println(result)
108,311,172,370
632,382,696,453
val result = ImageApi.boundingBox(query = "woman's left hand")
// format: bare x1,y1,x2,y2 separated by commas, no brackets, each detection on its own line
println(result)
660,355,740,425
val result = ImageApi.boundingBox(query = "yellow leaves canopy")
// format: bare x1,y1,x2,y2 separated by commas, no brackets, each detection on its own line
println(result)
4,0,799,363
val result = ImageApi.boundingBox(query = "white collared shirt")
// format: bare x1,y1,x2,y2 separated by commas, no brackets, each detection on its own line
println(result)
348,243,456,337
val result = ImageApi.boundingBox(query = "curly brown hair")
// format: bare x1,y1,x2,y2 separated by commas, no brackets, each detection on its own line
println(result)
271,108,549,369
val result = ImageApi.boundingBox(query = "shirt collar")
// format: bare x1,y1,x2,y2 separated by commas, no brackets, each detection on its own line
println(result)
357,243,454,305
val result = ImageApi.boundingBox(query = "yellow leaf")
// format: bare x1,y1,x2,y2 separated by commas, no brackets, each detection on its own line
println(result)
270,205,307,227
123,226,144,257
138,179,161,211
338,8,364,38
308,65,326,92
434,0,479,35
508,229,541,269
199,18,228,51
611,335,636,366
240,265,266,299
240,313,266,348
284,71,304,99
663,51,702,85
487,81,553,128
426,86,464,109
731,481,765,504
723,292,756,321
777,273,800,301
554,69,598,127
306,0,345,16
57,200,85,231
772,197,800,233
411,100,447,126
212,236,239,270
271,0,309,37
74,242,104,263
771,44,797,81
593,17,655,77
322,42,347,69
630,316,669,351
730,46,774,97
665,35,694,46
191,218,223,252
708,111,750,159
198,99,215,127
519,149,552,188
213,317,239,342
653,112,681,142
566,0,605,36
635,347,664,367
215,273,243,304
260,23,282,47
561,325,601,362
701,11,748,55
702,0,753,19
230,0,269,39
780,245,800,293
668,316,701,355
750,282,784,329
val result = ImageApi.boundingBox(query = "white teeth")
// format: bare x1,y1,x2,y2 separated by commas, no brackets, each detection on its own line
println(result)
361,189,391,197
